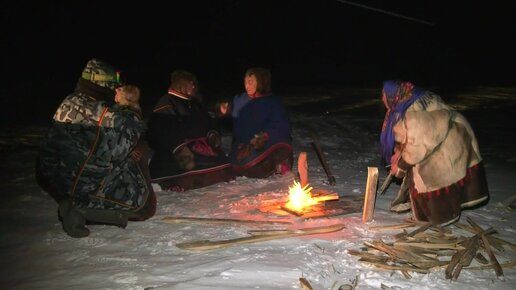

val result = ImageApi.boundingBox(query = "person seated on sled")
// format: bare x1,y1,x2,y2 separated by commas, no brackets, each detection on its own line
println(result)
146,70,234,192
35,59,156,238
218,67,293,178
379,80,489,226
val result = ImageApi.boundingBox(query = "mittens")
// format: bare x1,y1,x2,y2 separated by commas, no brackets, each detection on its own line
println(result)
249,131,269,150
206,130,221,149
174,146,195,171
236,132,269,162
236,144,253,162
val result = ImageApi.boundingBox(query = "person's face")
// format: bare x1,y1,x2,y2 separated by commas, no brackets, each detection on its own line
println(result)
244,74,258,97
114,87,123,103
185,81,196,97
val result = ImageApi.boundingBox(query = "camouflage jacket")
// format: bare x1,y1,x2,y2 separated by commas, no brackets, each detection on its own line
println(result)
37,86,151,210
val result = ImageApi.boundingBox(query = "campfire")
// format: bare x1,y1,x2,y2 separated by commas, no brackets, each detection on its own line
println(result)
284,181,316,212
282,180,339,215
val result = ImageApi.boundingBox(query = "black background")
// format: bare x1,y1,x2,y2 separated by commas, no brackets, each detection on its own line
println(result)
2,0,515,124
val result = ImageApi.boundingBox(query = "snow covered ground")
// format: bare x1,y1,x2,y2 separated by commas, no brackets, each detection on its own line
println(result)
1,86,515,290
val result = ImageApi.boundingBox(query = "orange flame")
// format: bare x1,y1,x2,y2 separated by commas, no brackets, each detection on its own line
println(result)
285,181,316,212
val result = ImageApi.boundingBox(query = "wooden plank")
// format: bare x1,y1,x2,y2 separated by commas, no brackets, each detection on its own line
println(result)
175,223,346,251
362,167,379,223
466,217,504,277
299,277,313,290
298,151,308,188
370,223,416,232
162,216,292,225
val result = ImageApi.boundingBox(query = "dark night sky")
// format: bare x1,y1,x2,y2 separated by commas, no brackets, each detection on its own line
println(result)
2,0,515,124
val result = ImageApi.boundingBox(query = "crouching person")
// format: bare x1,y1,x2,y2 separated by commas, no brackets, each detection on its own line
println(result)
147,70,234,192
35,59,156,238
379,80,489,226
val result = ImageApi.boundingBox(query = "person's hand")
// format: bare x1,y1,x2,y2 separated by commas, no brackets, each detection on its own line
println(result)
236,144,253,162
249,131,269,150
174,146,195,171
206,130,221,149
130,147,143,162
219,102,229,115
390,150,411,178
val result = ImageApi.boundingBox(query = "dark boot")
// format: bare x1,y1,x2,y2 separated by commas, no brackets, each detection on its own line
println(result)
390,176,411,213
58,199,90,238
78,208,129,229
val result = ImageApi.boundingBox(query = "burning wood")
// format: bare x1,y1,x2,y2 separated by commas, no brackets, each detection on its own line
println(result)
281,181,339,216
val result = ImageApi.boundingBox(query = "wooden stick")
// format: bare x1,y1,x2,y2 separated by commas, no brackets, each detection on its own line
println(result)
466,260,516,270
360,261,430,274
313,192,339,202
162,216,292,225
299,277,313,290
393,242,464,250
176,223,346,251
466,217,504,277
369,223,416,232
298,151,308,188
309,130,336,185
362,167,379,223
455,223,516,251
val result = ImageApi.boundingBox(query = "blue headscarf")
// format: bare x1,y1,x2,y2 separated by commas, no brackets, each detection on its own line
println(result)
380,80,426,166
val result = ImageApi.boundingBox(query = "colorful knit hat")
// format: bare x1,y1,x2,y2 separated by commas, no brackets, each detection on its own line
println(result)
81,59,121,90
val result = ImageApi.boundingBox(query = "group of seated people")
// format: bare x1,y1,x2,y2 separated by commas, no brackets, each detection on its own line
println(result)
146,67,293,192
35,59,293,237
35,58,489,238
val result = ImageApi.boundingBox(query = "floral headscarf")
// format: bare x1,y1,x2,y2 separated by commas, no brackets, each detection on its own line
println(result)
380,80,426,166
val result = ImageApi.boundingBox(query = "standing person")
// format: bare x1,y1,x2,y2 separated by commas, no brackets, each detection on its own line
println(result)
218,67,293,178
146,70,233,191
35,59,156,238
380,80,489,225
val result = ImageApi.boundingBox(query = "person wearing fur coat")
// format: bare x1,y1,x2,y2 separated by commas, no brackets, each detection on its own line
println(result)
380,80,489,225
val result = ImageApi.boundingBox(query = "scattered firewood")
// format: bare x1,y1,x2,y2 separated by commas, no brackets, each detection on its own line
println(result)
299,277,313,290
369,222,417,232
364,240,444,269
454,223,516,251
474,252,489,264
162,216,292,225
175,223,346,251
466,217,504,277
446,234,480,280
466,260,516,270
350,218,515,281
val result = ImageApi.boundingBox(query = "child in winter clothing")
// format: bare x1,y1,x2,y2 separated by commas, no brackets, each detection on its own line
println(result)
115,85,141,112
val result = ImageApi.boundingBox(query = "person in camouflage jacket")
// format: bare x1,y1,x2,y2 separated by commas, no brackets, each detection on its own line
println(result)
35,59,156,238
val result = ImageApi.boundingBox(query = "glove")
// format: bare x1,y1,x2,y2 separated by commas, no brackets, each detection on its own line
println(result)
249,131,269,150
206,130,221,149
174,146,195,171
236,143,253,162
